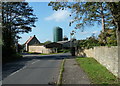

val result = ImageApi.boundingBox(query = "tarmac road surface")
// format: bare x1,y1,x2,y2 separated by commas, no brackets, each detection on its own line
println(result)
2,53,71,84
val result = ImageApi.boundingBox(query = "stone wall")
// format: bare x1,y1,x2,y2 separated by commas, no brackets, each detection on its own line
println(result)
29,46,53,54
77,46,119,77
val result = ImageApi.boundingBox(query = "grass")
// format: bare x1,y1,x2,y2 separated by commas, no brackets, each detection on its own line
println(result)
58,49,70,53
3,53,23,64
28,52,41,54
39,53,63,55
57,59,65,85
28,52,63,55
39,53,49,55
76,57,119,85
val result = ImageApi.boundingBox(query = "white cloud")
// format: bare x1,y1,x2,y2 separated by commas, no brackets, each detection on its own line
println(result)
45,10,70,22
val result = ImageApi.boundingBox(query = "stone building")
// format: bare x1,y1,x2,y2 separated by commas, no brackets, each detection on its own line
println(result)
24,35,40,52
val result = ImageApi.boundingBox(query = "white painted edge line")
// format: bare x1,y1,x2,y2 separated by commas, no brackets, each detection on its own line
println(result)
31,60,40,64
9,66,27,76
2,60,40,81
9,60,40,76
1,66,27,85
8,60,40,76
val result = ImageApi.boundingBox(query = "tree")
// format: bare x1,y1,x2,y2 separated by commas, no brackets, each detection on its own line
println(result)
44,41,52,45
106,2,120,79
79,34,99,49
2,2,37,62
48,2,116,44
98,28,117,46
106,2,120,46
49,2,115,28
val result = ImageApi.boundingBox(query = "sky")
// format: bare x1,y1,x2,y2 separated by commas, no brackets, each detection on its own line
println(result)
19,2,102,44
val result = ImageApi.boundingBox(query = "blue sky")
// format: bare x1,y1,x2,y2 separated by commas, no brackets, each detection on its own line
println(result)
19,2,102,44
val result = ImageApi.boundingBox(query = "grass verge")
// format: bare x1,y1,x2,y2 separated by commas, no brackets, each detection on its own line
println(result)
76,57,119,85
39,53,64,55
3,53,23,64
57,59,65,86
39,53,63,55
28,52,63,55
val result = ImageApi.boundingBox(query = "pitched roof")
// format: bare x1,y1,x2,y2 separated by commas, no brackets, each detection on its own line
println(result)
44,42,62,48
57,40,70,44
25,36,34,44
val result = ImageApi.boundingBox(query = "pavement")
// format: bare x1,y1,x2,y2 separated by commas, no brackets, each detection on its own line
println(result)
62,58,91,84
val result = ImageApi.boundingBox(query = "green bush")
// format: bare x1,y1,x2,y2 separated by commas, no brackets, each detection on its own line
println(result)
58,49,70,53
3,51,23,64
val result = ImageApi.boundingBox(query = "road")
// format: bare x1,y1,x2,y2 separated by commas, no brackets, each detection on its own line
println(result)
2,53,71,84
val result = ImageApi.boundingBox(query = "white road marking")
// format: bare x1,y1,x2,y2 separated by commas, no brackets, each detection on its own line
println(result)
31,60,40,64
9,66,27,76
0,60,40,78
4,60,40,78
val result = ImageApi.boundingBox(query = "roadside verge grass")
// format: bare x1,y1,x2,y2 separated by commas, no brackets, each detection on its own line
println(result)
28,52,63,55
3,53,23,64
57,59,65,86
39,53,63,55
76,57,119,85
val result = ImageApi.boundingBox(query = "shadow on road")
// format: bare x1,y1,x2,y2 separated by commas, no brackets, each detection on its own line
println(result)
2,53,74,80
